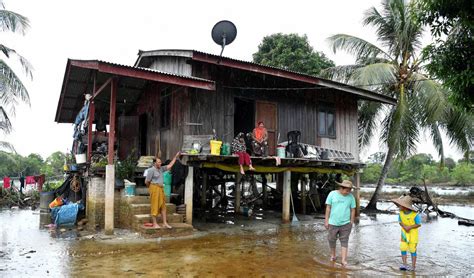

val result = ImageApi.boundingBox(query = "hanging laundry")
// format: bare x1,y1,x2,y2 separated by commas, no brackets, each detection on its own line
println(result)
25,176,36,185
3,176,10,189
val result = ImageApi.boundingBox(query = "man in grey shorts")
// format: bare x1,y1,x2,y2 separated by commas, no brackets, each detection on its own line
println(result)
324,180,357,267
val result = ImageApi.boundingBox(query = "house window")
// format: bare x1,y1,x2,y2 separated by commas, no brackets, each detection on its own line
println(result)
160,88,171,128
318,104,336,138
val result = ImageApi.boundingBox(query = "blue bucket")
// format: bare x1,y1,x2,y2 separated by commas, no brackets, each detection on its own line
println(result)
125,183,136,196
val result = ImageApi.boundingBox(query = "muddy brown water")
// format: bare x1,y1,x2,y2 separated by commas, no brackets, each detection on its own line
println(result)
1,203,473,277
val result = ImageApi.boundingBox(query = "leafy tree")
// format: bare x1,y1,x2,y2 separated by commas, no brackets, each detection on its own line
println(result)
324,0,472,210
451,162,474,186
415,0,474,109
361,163,382,184
444,157,456,170
253,33,335,76
0,2,33,151
41,151,66,178
399,154,434,183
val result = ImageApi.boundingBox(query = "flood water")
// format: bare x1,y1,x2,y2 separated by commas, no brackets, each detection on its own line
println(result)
1,204,473,277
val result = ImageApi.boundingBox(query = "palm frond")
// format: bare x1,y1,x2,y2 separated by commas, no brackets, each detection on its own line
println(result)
350,63,397,89
0,140,15,153
358,101,383,149
327,34,392,62
320,64,361,83
0,9,30,35
0,106,12,133
429,123,445,164
410,73,445,125
0,44,33,79
443,107,473,152
0,59,30,107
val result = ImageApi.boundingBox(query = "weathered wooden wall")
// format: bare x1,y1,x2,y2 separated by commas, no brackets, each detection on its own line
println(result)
132,58,360,162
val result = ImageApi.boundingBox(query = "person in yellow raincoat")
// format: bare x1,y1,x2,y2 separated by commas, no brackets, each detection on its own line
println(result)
391,196,421,271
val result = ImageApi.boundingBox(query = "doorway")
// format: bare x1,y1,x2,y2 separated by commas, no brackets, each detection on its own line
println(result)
234,98,255,136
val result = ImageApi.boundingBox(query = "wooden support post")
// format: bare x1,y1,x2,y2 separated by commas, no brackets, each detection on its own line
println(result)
104,165,115,235
201,171,207,208
185,166,194,225
353,172,361,217
87,101,95,162
262,174,268,208
235,173,241,214
282,170,291,223
104,78,117,236
301,175,307,215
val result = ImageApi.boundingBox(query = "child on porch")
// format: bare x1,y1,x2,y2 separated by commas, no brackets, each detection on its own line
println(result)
391,196,421,271
232,133,255,175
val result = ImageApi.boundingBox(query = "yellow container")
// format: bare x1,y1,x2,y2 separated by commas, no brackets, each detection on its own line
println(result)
210,140,222,155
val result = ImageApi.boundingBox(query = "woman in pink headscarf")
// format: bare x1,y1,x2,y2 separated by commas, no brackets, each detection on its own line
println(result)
251,121,268,156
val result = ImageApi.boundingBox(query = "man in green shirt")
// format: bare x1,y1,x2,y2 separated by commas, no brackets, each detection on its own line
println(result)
324,180,357,267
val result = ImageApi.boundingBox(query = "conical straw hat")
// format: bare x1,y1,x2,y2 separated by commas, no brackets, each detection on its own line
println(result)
335,180,359,189
391,195,416,211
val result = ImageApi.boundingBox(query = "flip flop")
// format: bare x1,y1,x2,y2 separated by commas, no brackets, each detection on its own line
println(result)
143,223,154,227
399,264,408,271
330,256,337,262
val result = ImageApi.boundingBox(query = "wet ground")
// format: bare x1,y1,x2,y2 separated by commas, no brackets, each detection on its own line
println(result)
1,203,473,277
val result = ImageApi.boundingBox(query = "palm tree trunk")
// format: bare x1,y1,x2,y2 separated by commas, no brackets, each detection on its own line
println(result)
365,146,396,210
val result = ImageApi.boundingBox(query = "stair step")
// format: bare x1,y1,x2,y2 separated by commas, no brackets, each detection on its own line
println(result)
133,213,184,229
122,195,150,204
139,223,194,238
130,203,176,215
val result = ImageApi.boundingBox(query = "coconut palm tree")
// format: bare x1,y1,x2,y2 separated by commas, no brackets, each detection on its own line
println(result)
0,1,32,152
324,0,472,210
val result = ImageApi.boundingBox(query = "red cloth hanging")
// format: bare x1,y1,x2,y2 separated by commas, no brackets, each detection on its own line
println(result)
25,176,35,185
3,177,10,189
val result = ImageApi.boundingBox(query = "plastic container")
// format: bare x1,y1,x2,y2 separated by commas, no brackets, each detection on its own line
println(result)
277,146,286,158
210,140,222,155
40,191,55,212
75,153,86,164
163,171,172,197
221,142,231,155
124,180,136,196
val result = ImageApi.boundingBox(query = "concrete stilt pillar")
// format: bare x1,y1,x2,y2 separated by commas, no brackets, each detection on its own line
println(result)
353,172,361,217
282,170,291,223
185,166,194,225
104,165,115,235
235,173,242,214
201,171,207,208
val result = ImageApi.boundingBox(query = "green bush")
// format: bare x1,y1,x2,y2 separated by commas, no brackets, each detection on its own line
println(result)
452,163,474,186
42,181,63,192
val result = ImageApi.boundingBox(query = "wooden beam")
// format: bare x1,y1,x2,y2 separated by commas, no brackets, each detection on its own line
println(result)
235,173,241,214
301,175,307,215
282,171,291,223
87,101,95,162
185,166,194,225
201,171,207,208
93,77,113,100
353,172,361,217
107,78,117,164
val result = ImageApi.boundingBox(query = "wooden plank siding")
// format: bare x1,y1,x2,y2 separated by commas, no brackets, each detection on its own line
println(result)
133,58,360,162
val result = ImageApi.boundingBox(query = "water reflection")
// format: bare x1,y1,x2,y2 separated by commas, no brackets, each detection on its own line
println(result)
0,205,473,276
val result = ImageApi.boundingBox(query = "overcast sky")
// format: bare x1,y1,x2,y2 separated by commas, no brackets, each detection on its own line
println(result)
1,0,465,161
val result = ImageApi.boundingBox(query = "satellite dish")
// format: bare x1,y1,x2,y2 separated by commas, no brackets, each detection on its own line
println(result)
211,20,237,61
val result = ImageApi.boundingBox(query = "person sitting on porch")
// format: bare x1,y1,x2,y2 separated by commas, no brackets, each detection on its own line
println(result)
232,133,255,175
251,121,268,156
145,152,180,229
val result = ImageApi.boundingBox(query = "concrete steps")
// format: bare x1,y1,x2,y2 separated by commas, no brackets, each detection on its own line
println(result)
129,203,176,215
133,213,184,229
139,223,194,238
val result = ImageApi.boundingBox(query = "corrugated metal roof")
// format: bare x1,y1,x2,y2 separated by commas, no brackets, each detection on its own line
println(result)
135,49,396,105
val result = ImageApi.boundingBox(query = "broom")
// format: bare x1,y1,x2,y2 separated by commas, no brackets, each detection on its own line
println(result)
290,190,299,224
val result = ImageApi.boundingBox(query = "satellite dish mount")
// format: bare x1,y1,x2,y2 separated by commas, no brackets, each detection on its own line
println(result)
211,20,237,63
